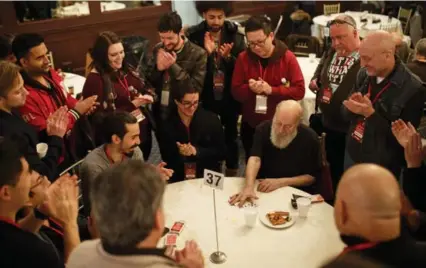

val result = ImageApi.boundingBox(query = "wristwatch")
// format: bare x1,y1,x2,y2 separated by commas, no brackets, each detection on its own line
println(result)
33,208,49,220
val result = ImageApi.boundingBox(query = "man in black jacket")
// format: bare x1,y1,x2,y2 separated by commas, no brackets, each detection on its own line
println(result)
186,2,246,176
309,14,361,191
159,81,226,183
343,31,426,177
334,163,426,268
148,12,207,161
0,61,67,181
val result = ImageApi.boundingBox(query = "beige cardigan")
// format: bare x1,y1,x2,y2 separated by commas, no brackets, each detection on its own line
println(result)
67,239,183,268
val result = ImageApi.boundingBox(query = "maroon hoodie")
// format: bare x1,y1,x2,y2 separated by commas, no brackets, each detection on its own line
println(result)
231,39,305,127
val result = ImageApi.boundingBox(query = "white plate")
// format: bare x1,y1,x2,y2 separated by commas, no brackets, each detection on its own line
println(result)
259,211,295,229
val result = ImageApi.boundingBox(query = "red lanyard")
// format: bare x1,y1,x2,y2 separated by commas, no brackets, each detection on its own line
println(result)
367,82,391,104
0,216,20,229
117,75,129,91
341,242,377,255
214,33,222,67
104,146,124,164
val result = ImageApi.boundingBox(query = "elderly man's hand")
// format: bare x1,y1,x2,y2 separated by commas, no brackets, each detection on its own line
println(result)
229,187,258,207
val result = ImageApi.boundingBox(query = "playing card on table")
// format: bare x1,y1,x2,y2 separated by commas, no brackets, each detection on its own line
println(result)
170,221,185,234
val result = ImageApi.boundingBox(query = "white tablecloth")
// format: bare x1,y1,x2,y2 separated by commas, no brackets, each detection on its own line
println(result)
160,178,344,268
56,1,126,17
63,72,86,97
298,57,319,125
312,11,411,46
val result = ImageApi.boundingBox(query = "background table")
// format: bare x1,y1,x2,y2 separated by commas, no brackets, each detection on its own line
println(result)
63,72,86,98
297,57,319,125
313,11,411,47
160,178,344,267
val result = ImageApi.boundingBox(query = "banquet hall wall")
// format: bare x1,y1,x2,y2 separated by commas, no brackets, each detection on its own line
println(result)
0,1,292,76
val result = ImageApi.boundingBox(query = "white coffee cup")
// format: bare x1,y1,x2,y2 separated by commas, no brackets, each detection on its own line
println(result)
309,53,316,63
244,206,258,227
297,197,312,218
36,143,48,159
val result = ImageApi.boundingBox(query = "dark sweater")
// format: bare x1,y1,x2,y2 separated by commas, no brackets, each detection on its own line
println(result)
0,109,63,181
339,234,426,268
311,48,361,133
0,220,63,268
160,107,226,182
250,121,321,191
186,20,245,115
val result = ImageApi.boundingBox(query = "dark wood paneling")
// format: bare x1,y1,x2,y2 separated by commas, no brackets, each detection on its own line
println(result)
0,1,171,75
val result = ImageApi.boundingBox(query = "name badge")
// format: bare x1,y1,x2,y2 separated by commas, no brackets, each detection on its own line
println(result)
213,70,225,101
161,91,170,106
184,162,196,180
321,87,332,104
130,109,145,123
255,95,268,114
351,121,365,143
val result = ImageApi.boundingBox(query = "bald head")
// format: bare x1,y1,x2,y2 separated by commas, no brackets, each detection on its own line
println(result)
360,31,396,77
271,100,302,149
275,100,302,123
362,31,396,54
335,164,401,241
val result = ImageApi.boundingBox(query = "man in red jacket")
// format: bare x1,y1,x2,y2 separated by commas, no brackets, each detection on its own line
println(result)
12,33,98,168
232,15,305,159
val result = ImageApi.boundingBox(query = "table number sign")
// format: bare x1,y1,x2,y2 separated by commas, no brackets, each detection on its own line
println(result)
204,169,224,190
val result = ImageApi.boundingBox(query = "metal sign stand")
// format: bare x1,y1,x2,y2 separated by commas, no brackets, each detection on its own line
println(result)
209,188,227,264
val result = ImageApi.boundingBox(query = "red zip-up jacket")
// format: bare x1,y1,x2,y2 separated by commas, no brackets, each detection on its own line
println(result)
19,69,80,133
232,39,305,128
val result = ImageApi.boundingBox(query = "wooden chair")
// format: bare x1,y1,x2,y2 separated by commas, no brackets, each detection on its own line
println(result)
323,3,340,16
285,34,321,57
46,51,55,70
318,132,334,201
397,7,413,34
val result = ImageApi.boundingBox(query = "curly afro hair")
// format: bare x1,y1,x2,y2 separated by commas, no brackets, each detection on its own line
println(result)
194,1,234,17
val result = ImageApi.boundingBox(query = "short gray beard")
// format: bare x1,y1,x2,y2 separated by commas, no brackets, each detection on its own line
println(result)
270,128,298,149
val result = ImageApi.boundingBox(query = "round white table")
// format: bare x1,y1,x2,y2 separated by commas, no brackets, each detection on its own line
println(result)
160,178,344,268
63,72,86,98
313,11,411,46
297,57,319,125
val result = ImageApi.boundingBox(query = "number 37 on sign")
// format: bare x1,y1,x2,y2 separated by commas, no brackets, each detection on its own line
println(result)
204,169,224,190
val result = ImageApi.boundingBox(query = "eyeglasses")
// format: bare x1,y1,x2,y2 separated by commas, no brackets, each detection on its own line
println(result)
180,100,199,108
30,175,46,191
247,36,269,48
329,19,356,29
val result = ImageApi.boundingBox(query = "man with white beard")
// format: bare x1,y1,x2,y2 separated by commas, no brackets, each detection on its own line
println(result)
229,100,321,207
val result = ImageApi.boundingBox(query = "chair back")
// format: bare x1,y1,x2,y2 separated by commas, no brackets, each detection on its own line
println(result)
318,132,334,201
323,3,340,16
398,7,413,34
285,34,321,57
47,51,55,70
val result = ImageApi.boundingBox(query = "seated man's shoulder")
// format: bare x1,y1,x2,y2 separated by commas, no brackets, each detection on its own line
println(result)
298,125,319,142
256,120,273,131
68,239,101,266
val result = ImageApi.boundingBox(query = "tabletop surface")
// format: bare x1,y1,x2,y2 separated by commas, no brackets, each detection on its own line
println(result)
160,177,344,268
297,57,319,101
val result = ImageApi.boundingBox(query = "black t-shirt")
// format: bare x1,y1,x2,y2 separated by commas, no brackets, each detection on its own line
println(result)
259,58,269,69
250,121,321,182
0,220,63,268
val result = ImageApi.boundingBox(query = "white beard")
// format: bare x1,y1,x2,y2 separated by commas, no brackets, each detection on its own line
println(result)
270,128,298,149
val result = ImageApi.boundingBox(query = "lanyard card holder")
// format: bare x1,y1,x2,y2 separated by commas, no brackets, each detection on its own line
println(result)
255,95,268,114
